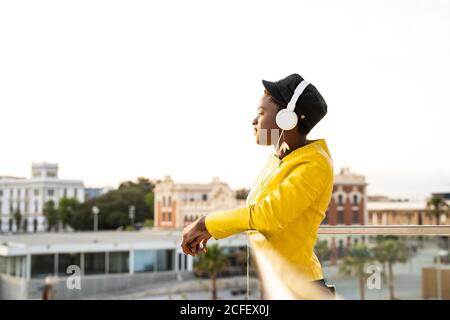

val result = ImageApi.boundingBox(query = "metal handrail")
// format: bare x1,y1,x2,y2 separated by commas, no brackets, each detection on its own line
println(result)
318,225,450,236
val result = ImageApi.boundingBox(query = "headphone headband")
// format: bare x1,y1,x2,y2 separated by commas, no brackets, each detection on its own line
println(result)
287,80,310,112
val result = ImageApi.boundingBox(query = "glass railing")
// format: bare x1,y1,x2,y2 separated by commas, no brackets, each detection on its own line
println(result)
251,226,450,300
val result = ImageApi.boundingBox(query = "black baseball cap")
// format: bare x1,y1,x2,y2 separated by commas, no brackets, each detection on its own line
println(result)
262,73,327,134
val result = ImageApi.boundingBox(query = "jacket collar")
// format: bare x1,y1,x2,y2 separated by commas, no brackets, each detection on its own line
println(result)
277,139,329,163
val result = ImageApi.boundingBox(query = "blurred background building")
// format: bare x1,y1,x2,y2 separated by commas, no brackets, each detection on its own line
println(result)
153,176,246,229
0,163,84,233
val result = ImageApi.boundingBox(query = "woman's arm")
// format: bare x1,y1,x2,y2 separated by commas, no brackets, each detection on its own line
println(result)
205,160,331,240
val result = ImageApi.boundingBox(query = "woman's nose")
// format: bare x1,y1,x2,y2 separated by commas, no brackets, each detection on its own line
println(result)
252,116,258,126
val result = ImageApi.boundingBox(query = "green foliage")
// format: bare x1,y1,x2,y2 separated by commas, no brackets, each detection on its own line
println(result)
43,200,59,231
58,197,79,229
235,188,250,200
13,209,22,231
339,244,373,278
71,177,155,231
143,219,154,228
194,244,229,300
315,240,331,263
427,196,449,225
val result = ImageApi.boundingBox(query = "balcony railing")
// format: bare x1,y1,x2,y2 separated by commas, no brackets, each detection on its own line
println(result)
318,225,450,235
251,225,450,300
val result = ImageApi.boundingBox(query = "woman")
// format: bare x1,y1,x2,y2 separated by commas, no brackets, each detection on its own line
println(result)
181,73,334,298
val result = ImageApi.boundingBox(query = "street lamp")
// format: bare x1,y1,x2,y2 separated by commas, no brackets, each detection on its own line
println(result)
92,206,100,232
129,205,135,228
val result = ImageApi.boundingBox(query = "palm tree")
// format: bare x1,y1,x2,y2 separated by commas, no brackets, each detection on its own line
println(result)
194,244,229,300
339,244,372,300
315,240,331,264
426,196,449,225
372,237,409,300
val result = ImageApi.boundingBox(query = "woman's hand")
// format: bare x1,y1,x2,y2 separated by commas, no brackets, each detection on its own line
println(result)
181,216,212,256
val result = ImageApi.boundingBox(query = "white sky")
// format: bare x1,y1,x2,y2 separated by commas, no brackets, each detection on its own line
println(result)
1,0,449,200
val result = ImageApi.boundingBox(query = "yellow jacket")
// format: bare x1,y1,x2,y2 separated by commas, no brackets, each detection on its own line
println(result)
205,139,334,287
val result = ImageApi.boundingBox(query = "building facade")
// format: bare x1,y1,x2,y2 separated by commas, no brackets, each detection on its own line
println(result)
0,230,247,299
0,163,84,233
368,197,448,225
323,167,368,226
154,176,245,229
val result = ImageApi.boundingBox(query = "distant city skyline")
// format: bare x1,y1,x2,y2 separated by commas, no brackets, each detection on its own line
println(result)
1,0,449,201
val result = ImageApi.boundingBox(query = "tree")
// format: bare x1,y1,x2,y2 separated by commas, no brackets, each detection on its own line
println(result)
43,200,59,231
13,209,22,232
58,197,79,230
426,196,449,225
235,188,250,200
372,237,409,300
144,192,154,218
194,244,229,300
315,240,331,264
339,244,372,300
71,178,155,231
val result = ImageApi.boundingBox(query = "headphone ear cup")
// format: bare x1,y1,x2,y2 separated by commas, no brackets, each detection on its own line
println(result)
276,109,298,131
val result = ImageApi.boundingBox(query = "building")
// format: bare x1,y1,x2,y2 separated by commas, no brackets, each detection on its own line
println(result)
0,163,84,233
323,167,368,226
154,176,245,229
368,197,448,225
0,230,246,299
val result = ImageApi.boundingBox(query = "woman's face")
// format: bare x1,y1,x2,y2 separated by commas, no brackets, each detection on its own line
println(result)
253,93,280,145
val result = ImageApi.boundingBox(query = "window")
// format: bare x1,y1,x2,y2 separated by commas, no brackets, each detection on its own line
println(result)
156,249,174,271
337,194,343,205
74,189,78,198
134,250,156,273
31,254,55,278
18,189,21,197
167,211,172,222
0,256,6,274
352,195,358,205
57,253,81,276
47,171,56,178
63,188,67,198
34,189,39,197
84,252,106,275
108,251,129,274
32,170,42,178
162,196,166,207
47,189,55,197
352,210,359,224
33,219,38,232
202,194,208,201
8,256,25,278
34,201,38,213
168,196,172,206
337,210,345,224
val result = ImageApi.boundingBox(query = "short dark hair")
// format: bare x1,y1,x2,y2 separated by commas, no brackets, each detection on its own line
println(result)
264,89,308,135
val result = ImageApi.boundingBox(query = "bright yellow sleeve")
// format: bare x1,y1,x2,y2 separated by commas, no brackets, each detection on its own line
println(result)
205,160,331,240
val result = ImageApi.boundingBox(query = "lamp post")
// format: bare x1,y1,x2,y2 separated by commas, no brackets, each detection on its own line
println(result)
92,206,99,232
129,205,135,228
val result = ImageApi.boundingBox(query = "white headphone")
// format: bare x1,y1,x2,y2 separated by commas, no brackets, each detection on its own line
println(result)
275,80,310,131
